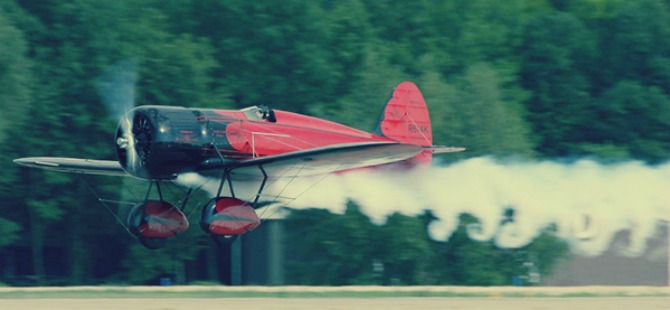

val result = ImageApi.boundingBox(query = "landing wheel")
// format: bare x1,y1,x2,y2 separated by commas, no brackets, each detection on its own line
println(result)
127,200,189,250
211,234,239,245
200,197,260,236
139,237,166,249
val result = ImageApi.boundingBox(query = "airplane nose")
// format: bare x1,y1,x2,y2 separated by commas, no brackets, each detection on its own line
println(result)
116,136,129,149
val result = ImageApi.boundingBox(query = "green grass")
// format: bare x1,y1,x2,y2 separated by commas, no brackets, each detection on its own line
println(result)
0,287,668,299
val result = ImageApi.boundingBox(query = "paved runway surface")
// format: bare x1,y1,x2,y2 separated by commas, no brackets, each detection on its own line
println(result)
1,298,669,310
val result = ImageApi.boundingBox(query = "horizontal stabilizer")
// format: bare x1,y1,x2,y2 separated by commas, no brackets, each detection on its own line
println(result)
423,146,466,154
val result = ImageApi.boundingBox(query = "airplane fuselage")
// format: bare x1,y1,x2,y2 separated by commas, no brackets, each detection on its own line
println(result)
117,105,391,179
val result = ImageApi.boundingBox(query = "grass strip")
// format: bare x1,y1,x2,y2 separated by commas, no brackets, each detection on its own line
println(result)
0,286,668,299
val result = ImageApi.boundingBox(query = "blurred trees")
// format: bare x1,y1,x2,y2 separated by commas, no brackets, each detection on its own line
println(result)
285,203,382,285
286,210,568,286
520,12,595,158
0,0,668,285
0,7,32,145
0,4,32,284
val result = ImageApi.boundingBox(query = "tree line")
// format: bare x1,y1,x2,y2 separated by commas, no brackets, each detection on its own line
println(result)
0,0,668,285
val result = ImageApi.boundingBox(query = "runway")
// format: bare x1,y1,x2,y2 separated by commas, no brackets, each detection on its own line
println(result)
0,297,669,310
1,286,669,309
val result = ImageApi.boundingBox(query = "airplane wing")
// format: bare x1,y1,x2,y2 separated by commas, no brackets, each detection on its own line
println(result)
198,141,423,180
13,141,423,180
13,157,129,177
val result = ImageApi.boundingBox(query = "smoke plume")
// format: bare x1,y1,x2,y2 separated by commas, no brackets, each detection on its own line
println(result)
178,157,670,256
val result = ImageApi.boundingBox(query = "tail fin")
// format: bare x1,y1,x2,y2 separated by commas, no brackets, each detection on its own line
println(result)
375,81,435,164
375,81,433,146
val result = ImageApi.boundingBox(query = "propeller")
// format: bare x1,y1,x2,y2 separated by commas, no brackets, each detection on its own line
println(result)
95,59,142,174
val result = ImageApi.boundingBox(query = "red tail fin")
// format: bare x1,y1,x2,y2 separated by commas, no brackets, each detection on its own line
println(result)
375,81,434,164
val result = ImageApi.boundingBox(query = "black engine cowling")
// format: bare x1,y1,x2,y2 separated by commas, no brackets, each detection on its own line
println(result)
115,106,234,179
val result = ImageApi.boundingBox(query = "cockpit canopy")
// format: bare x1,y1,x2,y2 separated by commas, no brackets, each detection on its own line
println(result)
241,105,276,123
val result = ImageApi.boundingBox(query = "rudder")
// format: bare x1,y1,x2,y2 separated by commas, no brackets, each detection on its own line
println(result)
375,81,433,164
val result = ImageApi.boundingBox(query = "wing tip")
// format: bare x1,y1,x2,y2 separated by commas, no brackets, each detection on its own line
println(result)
13,157,128,176
13,157,45,168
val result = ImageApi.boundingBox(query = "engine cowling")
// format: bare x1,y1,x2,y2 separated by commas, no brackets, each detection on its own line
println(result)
115,106,234,179
127,200,189,243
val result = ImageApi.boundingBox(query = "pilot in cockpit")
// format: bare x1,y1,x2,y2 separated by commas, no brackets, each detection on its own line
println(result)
256,104,276,123
242,104,277,123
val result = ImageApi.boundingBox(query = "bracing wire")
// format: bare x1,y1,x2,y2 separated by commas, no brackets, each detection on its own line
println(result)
405,112,431,146
78,176,135,237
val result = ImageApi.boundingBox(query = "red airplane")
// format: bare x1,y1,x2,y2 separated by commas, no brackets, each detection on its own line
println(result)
14,81,464,249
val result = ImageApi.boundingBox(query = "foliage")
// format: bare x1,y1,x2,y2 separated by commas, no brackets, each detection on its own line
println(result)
285,203,382,285
285,210,570,286
0,218,21,248
0,6,32,144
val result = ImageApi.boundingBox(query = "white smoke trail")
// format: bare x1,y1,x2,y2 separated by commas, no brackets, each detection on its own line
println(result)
178,157,670,256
